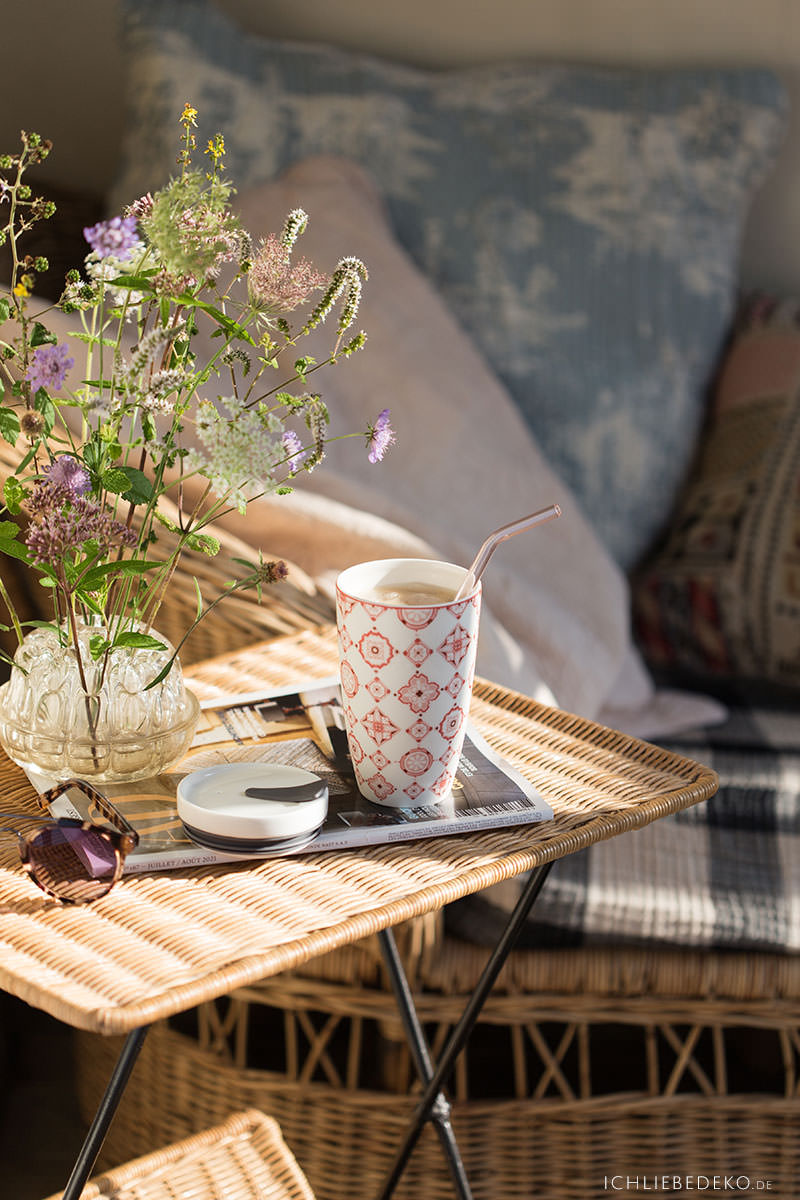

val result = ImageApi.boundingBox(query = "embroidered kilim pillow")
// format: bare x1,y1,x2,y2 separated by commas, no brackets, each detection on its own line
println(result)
633,296,800,695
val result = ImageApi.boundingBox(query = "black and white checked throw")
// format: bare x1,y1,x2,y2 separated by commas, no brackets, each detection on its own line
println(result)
446,702,800,952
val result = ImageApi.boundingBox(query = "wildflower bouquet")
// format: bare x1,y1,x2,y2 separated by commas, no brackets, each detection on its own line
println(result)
0,104,394,780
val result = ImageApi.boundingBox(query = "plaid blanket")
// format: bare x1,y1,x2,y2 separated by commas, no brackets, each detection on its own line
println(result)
445,702,800,952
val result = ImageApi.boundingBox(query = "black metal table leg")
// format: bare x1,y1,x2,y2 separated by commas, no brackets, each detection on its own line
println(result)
376,861,554,1200
378,927,473,1199
60,1025,149,1200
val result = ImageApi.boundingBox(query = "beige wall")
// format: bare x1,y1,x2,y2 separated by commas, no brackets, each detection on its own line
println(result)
5,0,800,293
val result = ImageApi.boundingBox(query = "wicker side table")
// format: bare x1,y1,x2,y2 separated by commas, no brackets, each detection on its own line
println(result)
0,629,718,1200
43,1109,315,1200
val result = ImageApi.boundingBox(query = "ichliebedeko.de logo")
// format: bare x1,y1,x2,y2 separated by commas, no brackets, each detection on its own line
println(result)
603,1177,774,1193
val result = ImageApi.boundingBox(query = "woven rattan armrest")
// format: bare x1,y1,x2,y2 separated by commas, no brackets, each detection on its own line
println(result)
43,1108,315,1200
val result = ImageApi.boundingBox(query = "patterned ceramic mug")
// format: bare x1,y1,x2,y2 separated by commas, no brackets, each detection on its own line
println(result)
335,558,481,808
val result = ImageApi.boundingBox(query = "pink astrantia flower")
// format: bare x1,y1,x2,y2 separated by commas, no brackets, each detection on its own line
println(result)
26,343,74,394
366,408,395,463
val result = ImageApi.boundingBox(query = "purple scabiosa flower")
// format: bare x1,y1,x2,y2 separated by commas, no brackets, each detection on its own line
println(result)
282,430,307,472
366,409,395,464
26,343,74,394
83,214,141,261
44,454,91,498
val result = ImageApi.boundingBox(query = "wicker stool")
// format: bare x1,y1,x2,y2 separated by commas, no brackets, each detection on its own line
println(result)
43,1109,316,1200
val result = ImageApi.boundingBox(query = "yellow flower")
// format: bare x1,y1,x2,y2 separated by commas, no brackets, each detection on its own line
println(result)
181,102,198,127
205,134,225,166
13,281,29,298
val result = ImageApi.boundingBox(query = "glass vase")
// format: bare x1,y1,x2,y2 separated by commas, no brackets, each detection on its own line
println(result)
0,621,200,783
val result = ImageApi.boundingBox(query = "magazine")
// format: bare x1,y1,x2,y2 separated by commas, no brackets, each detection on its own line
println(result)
35,674,553,873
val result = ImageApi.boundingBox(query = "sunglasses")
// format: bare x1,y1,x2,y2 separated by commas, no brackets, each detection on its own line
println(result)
0,778,139,904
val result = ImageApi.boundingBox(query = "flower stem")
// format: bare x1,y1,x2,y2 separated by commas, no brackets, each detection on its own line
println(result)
0,575,23,645
64,591,101,766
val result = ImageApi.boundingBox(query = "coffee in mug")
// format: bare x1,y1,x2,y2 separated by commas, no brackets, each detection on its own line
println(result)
364,581,456,606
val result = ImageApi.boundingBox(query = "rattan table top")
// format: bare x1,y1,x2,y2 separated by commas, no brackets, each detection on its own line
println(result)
0,628,718,1035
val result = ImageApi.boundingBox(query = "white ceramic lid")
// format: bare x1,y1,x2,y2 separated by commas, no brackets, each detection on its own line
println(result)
177,762,328,843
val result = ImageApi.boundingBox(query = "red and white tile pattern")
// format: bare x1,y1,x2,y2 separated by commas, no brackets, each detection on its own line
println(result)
336,588,481,807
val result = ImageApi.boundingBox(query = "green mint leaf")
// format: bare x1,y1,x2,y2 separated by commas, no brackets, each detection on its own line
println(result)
0,534,30,561
0,408,20,446
101,467,132,495
29,322,58,348
33,391,56,435
79,559,162,590
21,620,62,635
119,467,154,505
185,299,256,345
107,274,157,291
2,476,24,513
112,632,168,651
89,634,110,661
141,412,156,444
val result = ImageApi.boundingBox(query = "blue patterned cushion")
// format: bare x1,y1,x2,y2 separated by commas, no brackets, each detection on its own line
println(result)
112,0,786,567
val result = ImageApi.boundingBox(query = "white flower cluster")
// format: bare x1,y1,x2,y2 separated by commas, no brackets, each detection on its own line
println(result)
85,248,146,306
186,394,288,512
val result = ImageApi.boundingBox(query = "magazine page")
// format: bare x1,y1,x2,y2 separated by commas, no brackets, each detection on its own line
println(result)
38,675,553,872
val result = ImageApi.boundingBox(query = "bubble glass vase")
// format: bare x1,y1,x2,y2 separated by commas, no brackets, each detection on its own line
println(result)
0,621,200,783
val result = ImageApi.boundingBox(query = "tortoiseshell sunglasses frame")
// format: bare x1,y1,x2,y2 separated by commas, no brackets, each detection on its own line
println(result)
0,778,139,903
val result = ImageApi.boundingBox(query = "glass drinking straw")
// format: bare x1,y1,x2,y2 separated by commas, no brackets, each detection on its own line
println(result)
453,503,562,601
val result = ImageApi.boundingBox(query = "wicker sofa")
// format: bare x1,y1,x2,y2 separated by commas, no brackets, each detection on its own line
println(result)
2,4,800,1197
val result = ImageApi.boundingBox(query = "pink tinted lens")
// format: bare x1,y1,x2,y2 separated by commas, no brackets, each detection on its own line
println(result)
28,824,118,902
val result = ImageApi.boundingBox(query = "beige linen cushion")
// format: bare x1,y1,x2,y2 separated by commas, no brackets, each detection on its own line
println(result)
201,156,654,720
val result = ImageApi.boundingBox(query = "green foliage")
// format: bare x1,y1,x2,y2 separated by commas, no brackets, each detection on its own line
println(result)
2,479,23,514
0,409,20,445
0,107,382,709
